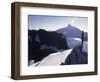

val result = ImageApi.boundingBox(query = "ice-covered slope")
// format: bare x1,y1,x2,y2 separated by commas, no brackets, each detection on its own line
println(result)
30,49,72,66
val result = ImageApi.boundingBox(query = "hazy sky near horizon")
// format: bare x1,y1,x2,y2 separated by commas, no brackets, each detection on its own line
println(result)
28,15,88,32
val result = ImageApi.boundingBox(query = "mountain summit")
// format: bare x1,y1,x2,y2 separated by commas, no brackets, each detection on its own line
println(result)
56,24,82,38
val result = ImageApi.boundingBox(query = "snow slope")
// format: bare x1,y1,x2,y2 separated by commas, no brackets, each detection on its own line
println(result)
30,49,72,67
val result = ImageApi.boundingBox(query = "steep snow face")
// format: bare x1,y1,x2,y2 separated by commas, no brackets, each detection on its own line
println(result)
56,24,82,38
30,49,72,67
67,38,82,48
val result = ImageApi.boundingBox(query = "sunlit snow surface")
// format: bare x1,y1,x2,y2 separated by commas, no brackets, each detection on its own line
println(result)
29,49,72,67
